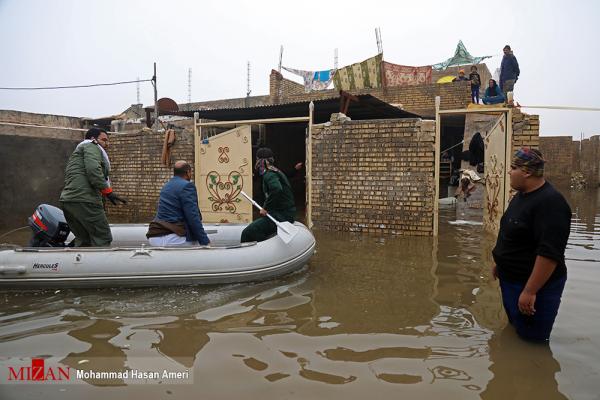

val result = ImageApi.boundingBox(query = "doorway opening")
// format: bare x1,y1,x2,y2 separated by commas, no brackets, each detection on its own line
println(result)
434,106,512,236
251,122,307,223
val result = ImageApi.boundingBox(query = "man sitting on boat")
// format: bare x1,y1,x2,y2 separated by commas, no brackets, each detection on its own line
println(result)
241,148,296,243
146,160,210,246
60,127,127,247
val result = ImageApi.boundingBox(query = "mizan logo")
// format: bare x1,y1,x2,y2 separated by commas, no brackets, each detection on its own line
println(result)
8,358,70,381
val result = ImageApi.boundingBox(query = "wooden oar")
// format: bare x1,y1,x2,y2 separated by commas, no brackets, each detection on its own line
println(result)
240,191,298,244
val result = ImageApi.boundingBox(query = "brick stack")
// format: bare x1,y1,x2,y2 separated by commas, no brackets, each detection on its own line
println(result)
511,109,540,150
311,118,436,236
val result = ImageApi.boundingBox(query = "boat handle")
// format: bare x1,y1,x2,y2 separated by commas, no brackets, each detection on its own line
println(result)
0,266,27,274
130,245,153,258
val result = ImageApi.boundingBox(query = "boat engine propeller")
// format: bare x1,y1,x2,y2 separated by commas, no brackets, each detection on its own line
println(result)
28,204,70,247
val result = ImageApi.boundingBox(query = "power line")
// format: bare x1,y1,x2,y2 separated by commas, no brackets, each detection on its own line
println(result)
0,78,153,91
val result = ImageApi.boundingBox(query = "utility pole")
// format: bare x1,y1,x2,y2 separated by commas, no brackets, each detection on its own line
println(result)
375,27,383,54
278,45,283,72
247,61,251,97
136,76,140,104
334,48,338,69
188,67,192,106
153,62,158,130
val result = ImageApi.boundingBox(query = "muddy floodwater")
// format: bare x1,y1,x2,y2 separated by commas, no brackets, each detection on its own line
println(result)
1,187,598,399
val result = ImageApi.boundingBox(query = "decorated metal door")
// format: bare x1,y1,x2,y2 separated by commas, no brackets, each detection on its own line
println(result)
483,115,509,235
196,125,252,223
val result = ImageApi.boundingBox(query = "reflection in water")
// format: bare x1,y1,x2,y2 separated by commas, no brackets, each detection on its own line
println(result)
481,327,566,400
143,317,209,368
61,319,128,386
0,187,598,399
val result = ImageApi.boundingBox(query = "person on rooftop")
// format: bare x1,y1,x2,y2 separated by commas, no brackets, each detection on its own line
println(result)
469,65,482,104
500,45,520,101
453,69,469,82
482,79,505,105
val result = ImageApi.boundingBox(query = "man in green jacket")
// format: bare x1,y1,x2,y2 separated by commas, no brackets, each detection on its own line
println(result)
241,147,296,243
60,128,126,247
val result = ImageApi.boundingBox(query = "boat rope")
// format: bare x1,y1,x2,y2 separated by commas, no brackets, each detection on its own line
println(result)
0,226,28,240
441,126,498,155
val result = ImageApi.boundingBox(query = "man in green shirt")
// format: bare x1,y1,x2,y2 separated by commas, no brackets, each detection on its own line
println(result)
59,128,126,247
241,147,296,243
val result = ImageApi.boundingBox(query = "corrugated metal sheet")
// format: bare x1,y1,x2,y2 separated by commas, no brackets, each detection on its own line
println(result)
167,95,420,123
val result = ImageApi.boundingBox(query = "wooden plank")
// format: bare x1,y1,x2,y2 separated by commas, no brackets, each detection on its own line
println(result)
438,107,508,114
195,116,309,128
433,97,441,236
306,102,314,229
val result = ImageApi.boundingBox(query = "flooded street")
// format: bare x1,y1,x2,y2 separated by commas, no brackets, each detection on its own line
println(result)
1,187,599,399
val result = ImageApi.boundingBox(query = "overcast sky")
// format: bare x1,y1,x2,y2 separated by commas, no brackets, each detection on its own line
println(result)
0,0,598,137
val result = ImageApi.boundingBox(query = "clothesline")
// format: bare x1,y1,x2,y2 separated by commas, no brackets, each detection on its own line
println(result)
441,127,497,155
518,105,600,112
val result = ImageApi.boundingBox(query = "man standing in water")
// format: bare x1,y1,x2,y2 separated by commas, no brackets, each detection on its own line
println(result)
492,148,571,342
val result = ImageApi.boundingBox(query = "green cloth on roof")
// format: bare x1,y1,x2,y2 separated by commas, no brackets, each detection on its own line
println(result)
333,53,383,90
432,41,491,71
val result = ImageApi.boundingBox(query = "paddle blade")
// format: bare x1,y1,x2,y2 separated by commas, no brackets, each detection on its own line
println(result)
277,222,299,244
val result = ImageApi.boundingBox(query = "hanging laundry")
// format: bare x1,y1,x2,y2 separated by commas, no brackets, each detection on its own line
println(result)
382,62,432,87
332,54,383,91
282,66,335,92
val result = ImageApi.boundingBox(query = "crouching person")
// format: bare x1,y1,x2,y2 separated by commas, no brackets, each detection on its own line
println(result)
241,148,296,243
146,161,210,246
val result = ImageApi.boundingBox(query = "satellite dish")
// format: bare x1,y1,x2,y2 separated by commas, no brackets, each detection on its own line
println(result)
157,97,179,112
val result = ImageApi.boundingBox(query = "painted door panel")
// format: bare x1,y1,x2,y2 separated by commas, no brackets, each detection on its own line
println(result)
483,115,508,235
197,125,252,223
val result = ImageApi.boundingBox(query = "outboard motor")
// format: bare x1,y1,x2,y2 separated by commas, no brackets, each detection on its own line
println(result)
28,204,70,247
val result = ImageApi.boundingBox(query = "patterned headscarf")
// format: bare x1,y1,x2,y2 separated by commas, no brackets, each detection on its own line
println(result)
512,147,545,177
255,147,279,176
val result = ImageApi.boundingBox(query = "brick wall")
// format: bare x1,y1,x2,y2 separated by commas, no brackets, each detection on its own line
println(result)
311,118,436,236
269,70,307,103
0,110,84,129
572,142,580,172
105,130,195,221
539,136,573,183
540,135,600,187
511,109,539,150
141,71,471,124
580,136,600,186
268,69,472,117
